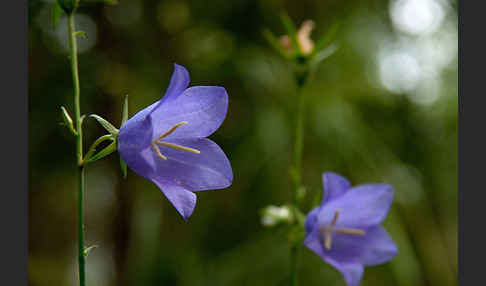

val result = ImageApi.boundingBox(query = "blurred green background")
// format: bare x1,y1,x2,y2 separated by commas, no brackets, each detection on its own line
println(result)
28,0,457,285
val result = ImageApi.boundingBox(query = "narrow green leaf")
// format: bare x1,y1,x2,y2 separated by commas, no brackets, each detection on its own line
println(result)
313,22,340,55
52,2,63,29
121,94,129,126
120,156,127,179
84,134,115,162
280,12,300,54
262,29,290,59
90,114,119,135
83,245,98,258
75,31,88,39
310,43,338,68
85,140,117,163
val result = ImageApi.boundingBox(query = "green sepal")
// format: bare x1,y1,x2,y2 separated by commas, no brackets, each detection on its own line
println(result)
312,22,339,57
121,94,129,126
90,114,119,135
60,106,77,135
262,29,291,59
84,134,114,163
52,1,63,29
83,245,98,258
120,156,127,179
310,44,338,70
280,12,300,55
84,140,117,163
75,31,87,39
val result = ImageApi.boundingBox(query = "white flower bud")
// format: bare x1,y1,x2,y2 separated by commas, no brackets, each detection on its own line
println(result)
261,205,292,227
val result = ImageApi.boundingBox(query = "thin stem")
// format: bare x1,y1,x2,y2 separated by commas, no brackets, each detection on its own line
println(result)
68,15,82,165
289,73,307,286
78,165,86,286
293,82,306,202
289,244,299,286
67,13,86,286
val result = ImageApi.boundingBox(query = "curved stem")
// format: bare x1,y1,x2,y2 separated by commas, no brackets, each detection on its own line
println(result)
67,13,86,286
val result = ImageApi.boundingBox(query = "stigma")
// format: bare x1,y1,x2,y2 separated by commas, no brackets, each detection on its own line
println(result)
320,209,366,250
152,121,201,160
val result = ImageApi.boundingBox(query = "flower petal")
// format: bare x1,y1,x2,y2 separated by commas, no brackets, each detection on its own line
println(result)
132,64,189,124
153,138,233,191
322,172,352,205
303,228,326,260
305,207,320,234
359,226,398,266
118,64,190,139
118,116,155,176
335,262,364,286
149,86,229,139
322,225,396,265
303,229,364,286
318,184,394,228
158,64,190,105
151,177,197,220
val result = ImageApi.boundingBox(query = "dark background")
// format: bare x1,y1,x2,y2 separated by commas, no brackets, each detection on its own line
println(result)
28,0,457,285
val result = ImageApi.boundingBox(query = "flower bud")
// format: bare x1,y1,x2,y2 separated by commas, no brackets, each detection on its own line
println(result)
57,0,79,15
261,205,292,227
60,106,76,135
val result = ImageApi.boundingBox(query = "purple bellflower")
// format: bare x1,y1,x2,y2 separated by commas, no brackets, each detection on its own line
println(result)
304,172,397,286
117,64,233,220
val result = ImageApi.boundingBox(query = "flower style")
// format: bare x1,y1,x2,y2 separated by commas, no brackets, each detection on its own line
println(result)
304,172,397,286
117,64,233,220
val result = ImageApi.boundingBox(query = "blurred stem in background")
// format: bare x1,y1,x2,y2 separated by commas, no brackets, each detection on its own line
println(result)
66,7,86,286
262,14,332,285
289,67,309,286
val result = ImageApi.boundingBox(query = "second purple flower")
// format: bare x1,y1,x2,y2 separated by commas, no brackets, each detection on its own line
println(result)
117,64,233,220
304,172,397,286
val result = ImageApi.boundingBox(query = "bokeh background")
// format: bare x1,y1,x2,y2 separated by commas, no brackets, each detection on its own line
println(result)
28,0,458,285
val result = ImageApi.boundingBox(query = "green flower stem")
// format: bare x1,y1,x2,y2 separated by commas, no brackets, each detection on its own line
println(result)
289,71,308,286
293,80,306,203
77,164,86,286
289,243,299,286
67,13,86,286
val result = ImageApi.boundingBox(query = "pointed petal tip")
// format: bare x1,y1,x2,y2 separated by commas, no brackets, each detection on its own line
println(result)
173,195,197,220
152,179,197,220
206,174,233,190
321,171,351,186
321,171,352,204
180,207,195,221
341,263,364,286
173,63,189,73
